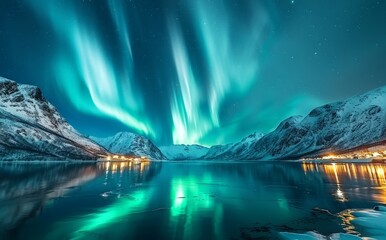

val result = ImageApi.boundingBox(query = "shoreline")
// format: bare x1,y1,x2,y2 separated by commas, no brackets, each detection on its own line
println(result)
295,158,377,164
0,158,385,164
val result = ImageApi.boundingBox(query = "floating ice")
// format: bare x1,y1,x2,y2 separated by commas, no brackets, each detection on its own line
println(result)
350,206,386,239
280,231,362,240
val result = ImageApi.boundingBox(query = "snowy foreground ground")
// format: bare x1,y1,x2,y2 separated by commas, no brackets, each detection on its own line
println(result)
280,206,386,240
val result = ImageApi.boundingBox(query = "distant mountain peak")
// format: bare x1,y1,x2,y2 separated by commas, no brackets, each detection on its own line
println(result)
159,144,209,160
91,131,166,160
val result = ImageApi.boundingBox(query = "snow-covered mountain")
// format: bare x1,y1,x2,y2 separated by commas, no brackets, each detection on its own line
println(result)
204,132,264,160
0,77,107,160
2,75,384,162
159,144,209,160
91,132,167,160
204,86,386,160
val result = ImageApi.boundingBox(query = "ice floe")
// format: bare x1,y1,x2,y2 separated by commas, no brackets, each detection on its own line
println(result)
280,206,386,240
280,231,362,240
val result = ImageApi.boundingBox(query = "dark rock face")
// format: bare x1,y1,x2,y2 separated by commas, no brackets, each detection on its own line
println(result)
27,87,45,102
0,77,107,160
0,81,18,95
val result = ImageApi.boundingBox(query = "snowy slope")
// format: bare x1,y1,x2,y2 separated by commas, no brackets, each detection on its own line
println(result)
159,144,209,160
0,77,107,160
245,86,386,160
91,132,166,160
203,86,386,160
204,132,264,160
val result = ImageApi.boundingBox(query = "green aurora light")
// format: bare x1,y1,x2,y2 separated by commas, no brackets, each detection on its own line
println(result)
10,0,384,145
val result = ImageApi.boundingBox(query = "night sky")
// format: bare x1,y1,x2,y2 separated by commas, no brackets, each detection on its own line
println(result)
0,0,385,146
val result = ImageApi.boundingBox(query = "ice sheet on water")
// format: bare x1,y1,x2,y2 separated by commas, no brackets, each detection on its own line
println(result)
280,231,362,240
280,206,386,240
350,206,386,239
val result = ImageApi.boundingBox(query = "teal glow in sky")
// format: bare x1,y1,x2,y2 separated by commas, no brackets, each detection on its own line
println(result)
0,0,385,145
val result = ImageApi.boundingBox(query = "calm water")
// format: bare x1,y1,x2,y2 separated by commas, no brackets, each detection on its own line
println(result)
0,161,386,240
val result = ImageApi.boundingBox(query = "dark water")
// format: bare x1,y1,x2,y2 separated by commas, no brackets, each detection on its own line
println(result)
0,161,385,240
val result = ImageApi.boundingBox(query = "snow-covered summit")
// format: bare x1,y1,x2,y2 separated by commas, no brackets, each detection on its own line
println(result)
91,132,166,160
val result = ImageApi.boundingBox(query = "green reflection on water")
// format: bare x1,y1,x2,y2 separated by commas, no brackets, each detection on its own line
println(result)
74,191,152,239
36,162,155,239
45,186,154,239
57,190,150,239
169,176,224,239
21,162,386,240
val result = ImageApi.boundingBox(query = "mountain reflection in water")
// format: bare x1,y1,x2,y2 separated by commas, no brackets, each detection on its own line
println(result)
0,163,98,231
0,161,160,240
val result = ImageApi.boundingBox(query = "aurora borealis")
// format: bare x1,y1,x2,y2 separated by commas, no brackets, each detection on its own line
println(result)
0,1,385,145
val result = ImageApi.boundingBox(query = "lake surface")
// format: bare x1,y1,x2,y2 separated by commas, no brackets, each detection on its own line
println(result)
0,161,385,240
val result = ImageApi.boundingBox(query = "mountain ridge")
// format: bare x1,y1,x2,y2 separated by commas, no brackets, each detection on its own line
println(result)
1,76,385,161
202,86,386,160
